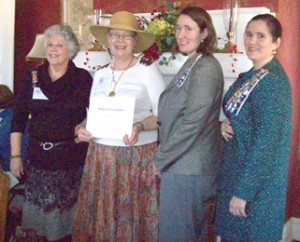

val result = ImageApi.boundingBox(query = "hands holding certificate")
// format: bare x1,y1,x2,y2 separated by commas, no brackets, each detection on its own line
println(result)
75,114,158,146
75,121,141,146
75,96,140,146
86,96,135,140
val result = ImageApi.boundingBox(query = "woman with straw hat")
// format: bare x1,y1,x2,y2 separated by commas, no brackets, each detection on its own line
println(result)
72,11,166,241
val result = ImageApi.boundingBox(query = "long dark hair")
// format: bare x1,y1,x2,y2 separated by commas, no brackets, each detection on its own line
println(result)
179,6,217,55
0,85,14,109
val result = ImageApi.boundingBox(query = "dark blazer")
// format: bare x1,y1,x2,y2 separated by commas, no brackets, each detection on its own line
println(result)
155,53,224,175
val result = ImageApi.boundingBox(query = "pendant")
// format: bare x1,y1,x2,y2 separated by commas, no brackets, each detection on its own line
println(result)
108,91,115,97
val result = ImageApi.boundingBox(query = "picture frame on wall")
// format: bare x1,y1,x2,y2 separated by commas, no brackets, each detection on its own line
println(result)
61,0,93,33
61,0,94,50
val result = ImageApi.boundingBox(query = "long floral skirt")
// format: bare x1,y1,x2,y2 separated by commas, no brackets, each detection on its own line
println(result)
21,163,83,241
72,142,160,242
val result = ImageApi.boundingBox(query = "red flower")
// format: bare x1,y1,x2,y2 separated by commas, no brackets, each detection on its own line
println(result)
230,44,237,52
140,43,160,66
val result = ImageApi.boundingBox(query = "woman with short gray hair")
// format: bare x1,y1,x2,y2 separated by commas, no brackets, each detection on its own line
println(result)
44,24,80,59
10,24,92,241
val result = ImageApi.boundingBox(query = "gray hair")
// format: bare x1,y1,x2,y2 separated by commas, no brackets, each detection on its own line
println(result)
44,25,80,59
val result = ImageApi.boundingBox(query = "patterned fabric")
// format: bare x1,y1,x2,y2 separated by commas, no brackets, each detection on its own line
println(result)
174,54,201,88
73,142,160,242
21,163,83,241
224,68,268,116
24,163,83,213
215,58,291,241
10,227,47,242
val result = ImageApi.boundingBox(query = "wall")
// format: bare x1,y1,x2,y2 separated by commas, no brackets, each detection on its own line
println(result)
276,0,300,219
14,0,61,95
0,0,15,91
94,0,278,13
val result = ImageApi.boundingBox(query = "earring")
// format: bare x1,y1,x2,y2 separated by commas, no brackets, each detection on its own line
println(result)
272,49,277,56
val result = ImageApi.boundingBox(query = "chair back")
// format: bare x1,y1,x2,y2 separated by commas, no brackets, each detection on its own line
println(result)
0,169,10,241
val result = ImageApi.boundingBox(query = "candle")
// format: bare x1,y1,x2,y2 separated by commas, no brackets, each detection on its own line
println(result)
229,0,233,33
78,25,82,37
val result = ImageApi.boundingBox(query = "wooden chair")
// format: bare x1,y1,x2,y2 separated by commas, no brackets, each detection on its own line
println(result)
0,169,10,241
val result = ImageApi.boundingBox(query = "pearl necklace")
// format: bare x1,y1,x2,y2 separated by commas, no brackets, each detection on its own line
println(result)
109,56,134,97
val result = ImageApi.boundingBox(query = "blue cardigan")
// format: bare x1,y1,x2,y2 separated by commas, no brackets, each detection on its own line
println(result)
0,106,29,171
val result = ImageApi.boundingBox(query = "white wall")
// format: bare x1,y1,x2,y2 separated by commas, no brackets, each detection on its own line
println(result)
0,0,15,91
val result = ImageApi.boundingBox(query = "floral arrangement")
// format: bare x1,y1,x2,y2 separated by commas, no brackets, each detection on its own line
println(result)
139,1,240,68
83,1,240,72
140,1,186,66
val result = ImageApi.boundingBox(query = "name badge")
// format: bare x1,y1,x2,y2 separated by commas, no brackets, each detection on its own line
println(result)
91,77,112,96
32,87,49,100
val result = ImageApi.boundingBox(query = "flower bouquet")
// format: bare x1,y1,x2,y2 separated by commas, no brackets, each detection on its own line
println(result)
140,1,190,66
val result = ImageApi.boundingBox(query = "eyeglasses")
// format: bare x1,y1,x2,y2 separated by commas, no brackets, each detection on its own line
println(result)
108,32,136,40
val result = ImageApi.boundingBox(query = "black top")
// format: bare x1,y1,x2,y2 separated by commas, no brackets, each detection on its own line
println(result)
11,60,93,169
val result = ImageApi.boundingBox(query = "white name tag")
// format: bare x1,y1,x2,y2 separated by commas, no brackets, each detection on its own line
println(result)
32,87,49,100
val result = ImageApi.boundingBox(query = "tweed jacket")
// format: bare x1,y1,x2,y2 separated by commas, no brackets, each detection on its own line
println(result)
215,58,292,240
155,53,224,175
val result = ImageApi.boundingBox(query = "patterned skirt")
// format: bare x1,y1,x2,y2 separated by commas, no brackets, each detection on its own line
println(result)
72,141,160,242
21,163,83,241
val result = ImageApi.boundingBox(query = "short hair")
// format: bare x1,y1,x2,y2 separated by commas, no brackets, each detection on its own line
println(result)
246,14,282,42
179,6,217,55
44,25,80,59
0,85,14,108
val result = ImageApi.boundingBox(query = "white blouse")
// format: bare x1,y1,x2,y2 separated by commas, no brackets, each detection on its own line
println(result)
90,59,166,146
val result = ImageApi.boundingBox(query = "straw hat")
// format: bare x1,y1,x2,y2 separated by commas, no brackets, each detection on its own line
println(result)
90,11,155,53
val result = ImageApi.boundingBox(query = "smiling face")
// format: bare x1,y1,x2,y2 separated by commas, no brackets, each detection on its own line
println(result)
45,33,70,68
244,20,280,70
107,29,137,59
175,14,207,57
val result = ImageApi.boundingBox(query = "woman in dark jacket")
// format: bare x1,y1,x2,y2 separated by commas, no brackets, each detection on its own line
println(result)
10,25,92,241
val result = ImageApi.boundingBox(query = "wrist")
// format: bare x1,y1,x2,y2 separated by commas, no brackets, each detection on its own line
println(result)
74,124,82,136
11,154,22,160
137,121,145,132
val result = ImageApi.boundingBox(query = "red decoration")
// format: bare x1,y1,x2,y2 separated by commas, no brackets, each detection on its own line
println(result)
140,43,160,66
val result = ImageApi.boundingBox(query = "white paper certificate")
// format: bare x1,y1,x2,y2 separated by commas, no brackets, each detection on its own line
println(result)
86,96,135,140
